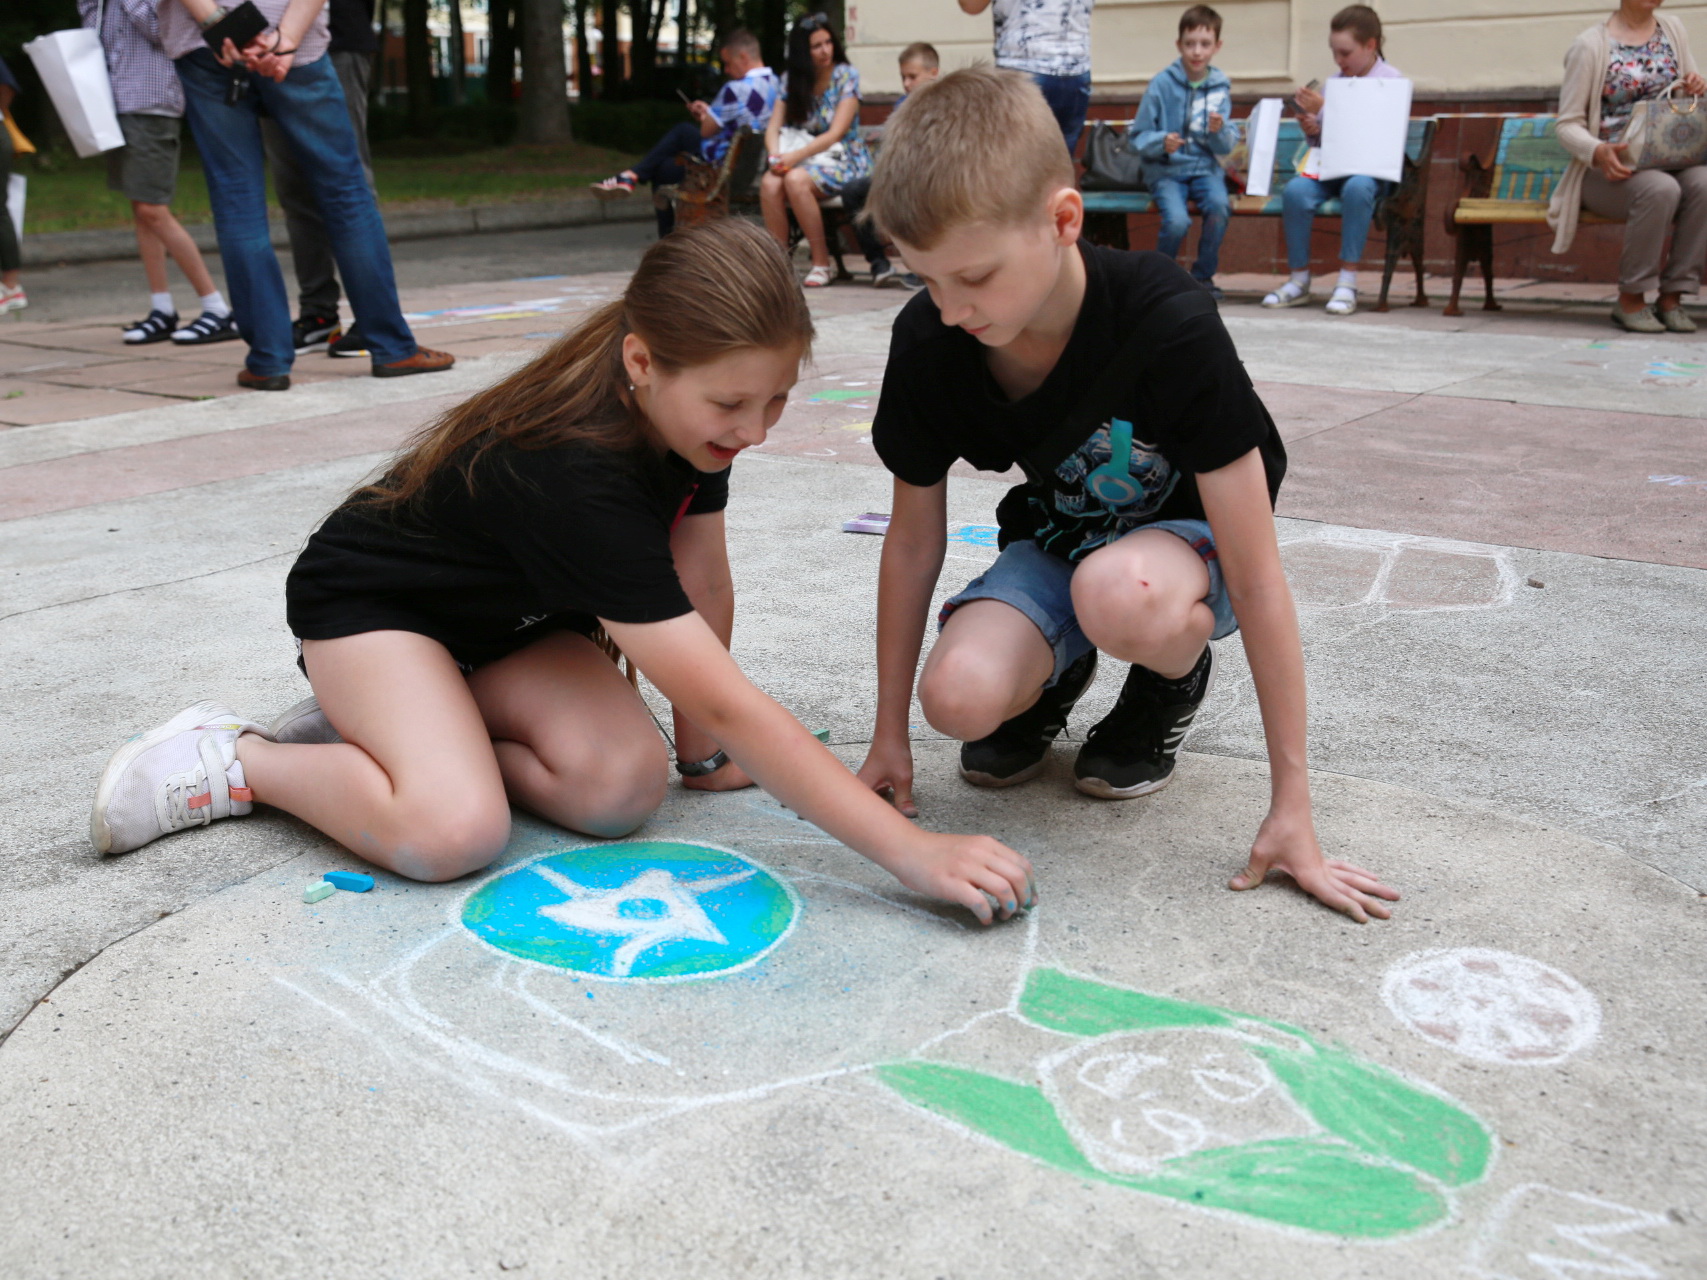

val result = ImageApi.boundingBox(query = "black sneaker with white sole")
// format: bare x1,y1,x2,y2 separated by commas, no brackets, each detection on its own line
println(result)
327,325,369,358
171,310,240,345
123,309,179,345
292,313,340,351
1073,646,1215,799
959,648,1099,788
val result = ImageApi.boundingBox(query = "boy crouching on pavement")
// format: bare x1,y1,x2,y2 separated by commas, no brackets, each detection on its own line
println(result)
854,67,1398,922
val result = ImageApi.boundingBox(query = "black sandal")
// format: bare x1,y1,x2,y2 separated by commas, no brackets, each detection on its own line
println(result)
171,311,240,345
122,309,179,345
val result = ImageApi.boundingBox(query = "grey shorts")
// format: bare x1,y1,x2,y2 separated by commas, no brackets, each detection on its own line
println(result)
106,113,182,205
938,518,1238,687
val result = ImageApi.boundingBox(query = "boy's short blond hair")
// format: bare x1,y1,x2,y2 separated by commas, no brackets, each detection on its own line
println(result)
866,65,1074,250
898,41,939,70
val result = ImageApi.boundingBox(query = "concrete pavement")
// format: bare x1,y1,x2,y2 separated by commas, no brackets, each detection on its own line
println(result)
1,259,1704,1278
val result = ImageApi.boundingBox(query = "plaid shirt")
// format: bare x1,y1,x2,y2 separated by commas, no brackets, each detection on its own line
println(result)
79,0,184,117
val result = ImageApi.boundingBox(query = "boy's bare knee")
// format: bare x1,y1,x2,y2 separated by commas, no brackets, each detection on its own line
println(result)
919,657,1012,741
1073,555,1188,654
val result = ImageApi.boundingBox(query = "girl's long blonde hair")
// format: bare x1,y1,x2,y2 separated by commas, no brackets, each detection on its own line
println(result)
365,218,814,508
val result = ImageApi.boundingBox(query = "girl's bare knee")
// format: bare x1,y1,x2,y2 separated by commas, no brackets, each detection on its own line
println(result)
559,738,668,838
386,800,512,882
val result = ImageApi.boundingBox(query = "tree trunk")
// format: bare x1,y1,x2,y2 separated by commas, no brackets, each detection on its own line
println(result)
487,0,517,104
403,0,434,130
758,0,785,74
517,0,573,141
600,0,622,97
573,0,594,98
448,0,467,105
628,0,659,96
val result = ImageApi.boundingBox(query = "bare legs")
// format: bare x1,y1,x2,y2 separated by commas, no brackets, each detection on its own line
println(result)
760,167,832,269
234,630,668,882
917,530,1213,742
131,201,217,299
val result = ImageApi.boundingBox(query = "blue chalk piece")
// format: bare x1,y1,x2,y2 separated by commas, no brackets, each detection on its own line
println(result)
325,871,375,893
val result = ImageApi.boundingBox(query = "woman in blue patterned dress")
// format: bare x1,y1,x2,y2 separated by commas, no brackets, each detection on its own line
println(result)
761,15,873,287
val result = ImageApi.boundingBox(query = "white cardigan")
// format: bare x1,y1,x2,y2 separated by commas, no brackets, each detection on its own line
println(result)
1547,13,1699,253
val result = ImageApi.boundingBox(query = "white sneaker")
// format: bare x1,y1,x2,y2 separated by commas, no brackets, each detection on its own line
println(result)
268,695,342,745
1325,285,1358,316
0,286,27,315
90,700,267,854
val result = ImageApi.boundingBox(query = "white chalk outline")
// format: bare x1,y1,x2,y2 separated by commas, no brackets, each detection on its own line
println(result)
1464,1183,1673,1280
453,839,803,985
1380,947,1602,1067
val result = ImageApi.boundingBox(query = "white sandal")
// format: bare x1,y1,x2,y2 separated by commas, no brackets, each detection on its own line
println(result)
1325,285,1358,316
803,264,834,289
1262,280,1312,308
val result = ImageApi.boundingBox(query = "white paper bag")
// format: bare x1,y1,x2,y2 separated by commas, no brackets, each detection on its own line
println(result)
1242,97,1283,198
1318,76,1412,184
6,173,23,243
24,27,125,158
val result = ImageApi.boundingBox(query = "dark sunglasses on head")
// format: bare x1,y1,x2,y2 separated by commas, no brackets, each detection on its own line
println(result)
798,12,829,31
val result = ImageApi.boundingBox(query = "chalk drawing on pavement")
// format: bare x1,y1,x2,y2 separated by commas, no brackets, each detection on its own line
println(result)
1650,474,1707,490
461,841,799,982
1380,948,1601,1066
1464,1183,1674,1280
879,966,1492,1239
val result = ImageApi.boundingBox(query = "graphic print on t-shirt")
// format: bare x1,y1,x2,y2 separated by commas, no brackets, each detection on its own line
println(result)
1028,417,1180,561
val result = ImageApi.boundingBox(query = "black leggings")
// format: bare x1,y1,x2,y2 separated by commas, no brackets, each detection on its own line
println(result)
0,123,20,274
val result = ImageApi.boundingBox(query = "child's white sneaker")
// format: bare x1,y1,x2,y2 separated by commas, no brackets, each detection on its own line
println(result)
90,700,267,854
1325,285,1358,316
268,694,342,745
1261,280,1312,308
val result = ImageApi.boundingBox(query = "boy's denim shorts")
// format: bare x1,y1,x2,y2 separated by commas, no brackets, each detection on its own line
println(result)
938,519,1237,687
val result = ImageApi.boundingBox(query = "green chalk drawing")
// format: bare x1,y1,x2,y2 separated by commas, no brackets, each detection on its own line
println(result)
878,967,1491,1238
807,388,877,402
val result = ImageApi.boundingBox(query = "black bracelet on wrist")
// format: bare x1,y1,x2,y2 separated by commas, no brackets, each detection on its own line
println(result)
675,749,728,778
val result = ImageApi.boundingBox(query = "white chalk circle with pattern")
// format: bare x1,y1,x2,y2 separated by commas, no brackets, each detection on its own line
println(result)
460,841,800,981
1380,947,1601,1066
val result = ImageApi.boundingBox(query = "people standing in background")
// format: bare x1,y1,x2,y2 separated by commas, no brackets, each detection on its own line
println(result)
79,0,236,346
261,0,380,356
1261,4,1403,317
1130,5,1235,297
0,56,29,314
158,0,451,391
840,41,939,287
956,0,1094,154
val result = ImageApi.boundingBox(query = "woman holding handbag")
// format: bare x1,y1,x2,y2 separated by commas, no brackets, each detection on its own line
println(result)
1550,0,1707,332
0,56,26,314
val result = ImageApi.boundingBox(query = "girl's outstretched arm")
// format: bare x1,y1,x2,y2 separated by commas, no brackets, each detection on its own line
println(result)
605,610,1035,924
668,509,754,792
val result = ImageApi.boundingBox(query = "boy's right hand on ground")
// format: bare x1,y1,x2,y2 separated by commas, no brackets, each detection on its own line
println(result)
883,832,1035,926
857,738,918,818
1163,132,1184,154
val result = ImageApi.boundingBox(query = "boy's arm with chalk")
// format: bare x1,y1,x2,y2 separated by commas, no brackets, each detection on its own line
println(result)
1198,450,1400,923
855,476,949,820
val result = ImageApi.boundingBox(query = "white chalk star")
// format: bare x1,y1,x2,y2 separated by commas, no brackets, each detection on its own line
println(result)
530,861,756,977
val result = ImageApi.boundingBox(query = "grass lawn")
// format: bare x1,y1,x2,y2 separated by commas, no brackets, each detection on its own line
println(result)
16,138,639,234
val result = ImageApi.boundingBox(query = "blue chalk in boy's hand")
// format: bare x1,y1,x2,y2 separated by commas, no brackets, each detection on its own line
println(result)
325,871,375,893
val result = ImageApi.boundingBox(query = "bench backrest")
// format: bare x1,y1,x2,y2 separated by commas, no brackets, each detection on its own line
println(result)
1483,115,1572,203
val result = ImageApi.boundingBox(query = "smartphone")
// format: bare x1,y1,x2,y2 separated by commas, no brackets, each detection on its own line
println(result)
201,0,268,53
676,88,693,106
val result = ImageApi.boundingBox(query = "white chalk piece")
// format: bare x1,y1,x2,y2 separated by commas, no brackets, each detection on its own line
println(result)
1319,77,1413,183
1242,98,1284,198
302,881,335,903
1380,947,1601,1066
842,512,890,535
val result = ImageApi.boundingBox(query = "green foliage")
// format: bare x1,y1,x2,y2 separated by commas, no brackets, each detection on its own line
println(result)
569,98,696,152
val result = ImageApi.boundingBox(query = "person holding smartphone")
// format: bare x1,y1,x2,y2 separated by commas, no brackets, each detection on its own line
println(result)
155,0,452,390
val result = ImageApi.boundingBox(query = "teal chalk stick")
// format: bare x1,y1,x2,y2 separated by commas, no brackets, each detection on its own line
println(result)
813,729,830,742
325,871,375,893
302,881,335,903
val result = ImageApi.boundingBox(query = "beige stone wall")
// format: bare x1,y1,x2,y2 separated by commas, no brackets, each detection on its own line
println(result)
845,0,1707,97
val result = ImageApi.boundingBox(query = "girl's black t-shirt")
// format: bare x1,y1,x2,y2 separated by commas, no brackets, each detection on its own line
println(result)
872,243,1286,562
286,439,729,666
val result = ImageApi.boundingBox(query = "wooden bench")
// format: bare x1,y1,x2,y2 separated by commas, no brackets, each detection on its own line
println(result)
1442,113,1616,317
1081,117,1438,312
661,129,767,231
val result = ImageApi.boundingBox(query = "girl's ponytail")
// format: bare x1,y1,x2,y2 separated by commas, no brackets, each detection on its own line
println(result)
364,219,814,509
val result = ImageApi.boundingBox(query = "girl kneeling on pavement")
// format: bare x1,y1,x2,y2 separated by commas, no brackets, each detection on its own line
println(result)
90,220,1034,926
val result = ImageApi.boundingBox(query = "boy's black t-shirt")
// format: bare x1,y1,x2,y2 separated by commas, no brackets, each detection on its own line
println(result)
285,439,728,666
872,243,1285,562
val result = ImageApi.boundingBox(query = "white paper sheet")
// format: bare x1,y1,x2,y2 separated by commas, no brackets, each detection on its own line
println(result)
1242,97,1284,197
6,173,22,243
1319,77,1413,184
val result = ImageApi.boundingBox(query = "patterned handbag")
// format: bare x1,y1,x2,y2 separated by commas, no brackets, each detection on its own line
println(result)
1625,81,1707,171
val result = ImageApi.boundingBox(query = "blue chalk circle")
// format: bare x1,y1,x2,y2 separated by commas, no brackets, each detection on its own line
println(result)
460,841,799,982
325,871,374,892
948,524,1000,547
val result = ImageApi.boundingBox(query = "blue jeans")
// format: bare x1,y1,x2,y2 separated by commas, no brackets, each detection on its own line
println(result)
1028,71,1092,156
1150,171,1229,283
938,520,1238,687
1282,173,1390,271
176,50,416,375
